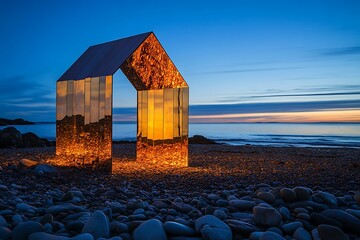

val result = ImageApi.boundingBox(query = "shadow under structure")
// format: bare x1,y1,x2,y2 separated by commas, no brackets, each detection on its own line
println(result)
56,32,189,172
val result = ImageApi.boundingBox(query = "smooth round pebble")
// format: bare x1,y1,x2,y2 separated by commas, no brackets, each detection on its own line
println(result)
195,215,232,240
257,192,276,203
293,227,311,240
81,210,109,239
317,224,349,240
163,221,195,236
253,206,282,227
280,188,296,202
259,231,285,240
133,219,167,240
12,221,45,240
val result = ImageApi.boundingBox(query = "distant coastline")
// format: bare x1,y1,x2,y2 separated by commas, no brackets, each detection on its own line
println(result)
0,118,34,126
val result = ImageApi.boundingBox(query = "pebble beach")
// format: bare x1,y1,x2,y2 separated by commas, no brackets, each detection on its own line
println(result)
0,144,360,240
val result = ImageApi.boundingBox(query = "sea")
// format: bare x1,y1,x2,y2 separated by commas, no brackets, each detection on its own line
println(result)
1,122,360,148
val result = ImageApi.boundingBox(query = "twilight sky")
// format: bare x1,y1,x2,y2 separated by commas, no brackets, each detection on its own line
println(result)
0,0,359,123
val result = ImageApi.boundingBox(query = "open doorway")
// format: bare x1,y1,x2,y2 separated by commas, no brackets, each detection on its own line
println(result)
112,70,137,161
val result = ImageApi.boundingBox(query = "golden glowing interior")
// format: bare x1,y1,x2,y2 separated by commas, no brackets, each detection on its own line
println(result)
56,33,189,171
137,87,189,166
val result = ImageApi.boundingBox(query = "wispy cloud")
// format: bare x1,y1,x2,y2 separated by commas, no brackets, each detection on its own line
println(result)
190,99,360,116
185,66,304,76
218,91,360,103
320,46,360,56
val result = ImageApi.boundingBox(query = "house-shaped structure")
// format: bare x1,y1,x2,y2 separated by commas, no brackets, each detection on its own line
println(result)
56,32,189,171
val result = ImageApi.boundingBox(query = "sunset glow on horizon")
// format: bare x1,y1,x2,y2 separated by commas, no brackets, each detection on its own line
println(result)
0,1,359,123
189,109,360,123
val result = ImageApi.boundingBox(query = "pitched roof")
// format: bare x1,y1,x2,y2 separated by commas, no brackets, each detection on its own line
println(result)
58,32,152,81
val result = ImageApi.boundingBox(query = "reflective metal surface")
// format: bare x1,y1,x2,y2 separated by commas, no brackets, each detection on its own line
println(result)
136,87,189,166
56,32,188,171
56,76,112,171
121,33,188,90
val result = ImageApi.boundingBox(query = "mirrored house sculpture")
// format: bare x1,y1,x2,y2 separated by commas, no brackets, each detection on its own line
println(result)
56,32,189,171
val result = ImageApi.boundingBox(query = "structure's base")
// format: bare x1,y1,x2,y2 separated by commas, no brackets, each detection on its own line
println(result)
136,141,188,167
52,154,112,172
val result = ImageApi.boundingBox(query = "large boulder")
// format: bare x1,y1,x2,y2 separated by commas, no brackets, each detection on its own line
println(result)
0,127,22,148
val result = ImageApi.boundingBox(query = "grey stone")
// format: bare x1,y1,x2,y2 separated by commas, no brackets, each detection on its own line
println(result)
310,212,342,228
354,192,360,205
12,214,23,223
293,227,311,240
294,208,308,214
40,213,54,225
281,221,303,234
313,191,338,206
81,210,109,239
293,187,311,200
28,232,69,240
280,188,296,202
231,212,254,221
170,202,193,213
110,221,128,234
279,207,291,221
46,203,88,215
67,221,85,232
12,221,45,240
207,193,220,201
133,219,167,240
259,231,285,240
317,224,349,240
70,233,94,240
0,227,11,240
253,206,282,227
267,227,282,235
257,192,276,203
19,158,38,167
213,209,227,220
322,209,360,235
0,215,7,227
296,213,311,221
225,219,259,235
249,231,263,240
16,203,36,212
289,201,329,211
215,199,228,207
195,215,231,240
152,200,170,209
345,208,360,219
163,221,195,236
169,237,201,240
34,164,58,174
62,191,74,201
229,199,256,210
311,228,321,240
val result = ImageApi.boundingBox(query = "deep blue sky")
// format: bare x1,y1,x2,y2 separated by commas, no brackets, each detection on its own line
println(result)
0,0,359,122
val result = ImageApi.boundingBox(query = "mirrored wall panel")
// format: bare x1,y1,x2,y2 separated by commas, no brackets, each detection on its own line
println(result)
137,86,189,166
56,76,112,171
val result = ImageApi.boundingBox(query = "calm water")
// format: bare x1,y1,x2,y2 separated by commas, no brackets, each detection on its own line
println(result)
1,123,360,148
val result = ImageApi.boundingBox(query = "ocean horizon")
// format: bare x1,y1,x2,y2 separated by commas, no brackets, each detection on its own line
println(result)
1,122,360,148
